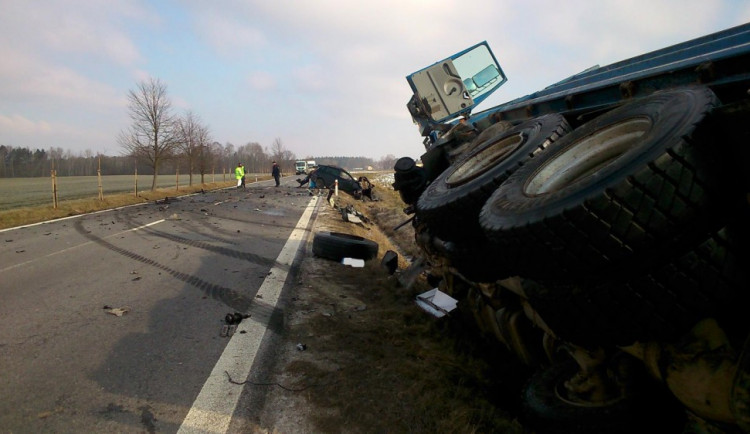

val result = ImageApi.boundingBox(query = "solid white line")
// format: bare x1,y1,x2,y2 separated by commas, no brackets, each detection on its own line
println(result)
0,219,165,274
177,196,318,434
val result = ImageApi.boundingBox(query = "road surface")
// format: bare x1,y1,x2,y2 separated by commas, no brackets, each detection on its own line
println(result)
0,177,319,433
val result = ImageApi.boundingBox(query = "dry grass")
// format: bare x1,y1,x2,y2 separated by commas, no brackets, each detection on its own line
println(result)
0,181,238,230
273,181,528,433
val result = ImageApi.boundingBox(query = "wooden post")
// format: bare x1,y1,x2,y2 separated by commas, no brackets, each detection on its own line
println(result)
51,161,58,209
176,165,179,191
134,164,138,197
97,156,103,201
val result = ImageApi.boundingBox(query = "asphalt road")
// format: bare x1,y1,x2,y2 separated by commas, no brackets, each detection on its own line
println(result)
0,177,319,433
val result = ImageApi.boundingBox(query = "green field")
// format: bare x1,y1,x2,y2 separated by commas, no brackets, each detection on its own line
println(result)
0,173,233,211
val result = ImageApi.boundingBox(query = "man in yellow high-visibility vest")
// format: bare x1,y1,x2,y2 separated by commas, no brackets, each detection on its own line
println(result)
235,163,245,188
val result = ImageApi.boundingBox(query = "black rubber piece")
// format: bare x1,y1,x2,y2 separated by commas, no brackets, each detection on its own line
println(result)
312,231,378,261
416,114,570,240
480,86,731,280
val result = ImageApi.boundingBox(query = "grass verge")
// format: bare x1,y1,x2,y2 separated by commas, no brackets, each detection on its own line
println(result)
0,181,238,230
270,182,528,433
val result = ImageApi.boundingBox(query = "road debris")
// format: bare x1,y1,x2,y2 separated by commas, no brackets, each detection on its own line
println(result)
103,306,130,317
381,250,398,275
220,312,250,337
342,257,365,268
415,288,457,318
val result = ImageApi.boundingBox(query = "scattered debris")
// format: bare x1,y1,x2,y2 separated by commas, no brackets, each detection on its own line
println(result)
225,312,250,325
353,305,367,312
381,250,399,275
131,276,141,281
342,257,365,268
296,343,307,351
103,306,130,317
397,257,426,289
415,288,458,318
15,250,25,253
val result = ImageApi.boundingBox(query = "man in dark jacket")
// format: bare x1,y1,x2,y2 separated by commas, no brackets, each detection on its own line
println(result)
271,161,281,187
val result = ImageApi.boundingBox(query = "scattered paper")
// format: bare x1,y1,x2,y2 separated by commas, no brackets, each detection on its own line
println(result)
342,257,365,267
415,288,458,318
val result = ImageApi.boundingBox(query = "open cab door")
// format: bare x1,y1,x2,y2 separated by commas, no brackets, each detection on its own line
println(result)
406,42,506,124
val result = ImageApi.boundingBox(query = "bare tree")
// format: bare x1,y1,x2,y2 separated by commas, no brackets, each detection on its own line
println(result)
269,137,295,172
270,137,285,162
118,77,177,190
175,110,206,186
195,124,212,184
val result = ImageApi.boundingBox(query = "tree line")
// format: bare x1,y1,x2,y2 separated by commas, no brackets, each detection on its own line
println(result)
1,78,401,185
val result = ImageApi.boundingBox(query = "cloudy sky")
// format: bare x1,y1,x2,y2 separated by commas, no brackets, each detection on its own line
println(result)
1,1,749,161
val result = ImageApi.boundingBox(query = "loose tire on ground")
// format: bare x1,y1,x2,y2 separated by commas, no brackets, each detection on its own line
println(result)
312,231,378,262
480,86,731,280
417,114,570,240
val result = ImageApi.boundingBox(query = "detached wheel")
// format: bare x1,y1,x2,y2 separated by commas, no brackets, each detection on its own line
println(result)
480,86,729,279
417,114,570,240
312,231,378,261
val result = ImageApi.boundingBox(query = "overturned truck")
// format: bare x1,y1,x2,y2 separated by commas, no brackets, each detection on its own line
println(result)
393,24,750,432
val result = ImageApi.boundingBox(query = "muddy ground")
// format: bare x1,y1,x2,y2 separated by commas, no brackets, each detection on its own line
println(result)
246,181,531,433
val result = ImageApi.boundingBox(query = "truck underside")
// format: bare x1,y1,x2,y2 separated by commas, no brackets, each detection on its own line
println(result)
395,23,750,433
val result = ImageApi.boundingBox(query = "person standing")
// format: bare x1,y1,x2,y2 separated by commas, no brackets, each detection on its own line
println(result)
235,163,245,188
271,161,281,187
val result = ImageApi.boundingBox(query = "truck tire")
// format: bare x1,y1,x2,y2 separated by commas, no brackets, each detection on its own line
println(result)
524,217,750,345
521,359,681,433
479,86,729,280
417,114,570,240
312,231,378,261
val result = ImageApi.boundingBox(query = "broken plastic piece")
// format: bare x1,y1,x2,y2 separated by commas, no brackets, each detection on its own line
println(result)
342,257,365,267
381,250,398,275
415,288,458,318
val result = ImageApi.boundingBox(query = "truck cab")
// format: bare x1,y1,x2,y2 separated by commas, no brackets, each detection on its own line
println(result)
295,160,308,175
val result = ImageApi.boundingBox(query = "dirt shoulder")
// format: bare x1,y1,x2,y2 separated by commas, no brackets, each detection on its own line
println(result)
250,184,527,433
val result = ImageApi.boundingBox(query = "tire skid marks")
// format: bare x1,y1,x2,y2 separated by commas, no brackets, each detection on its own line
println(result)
114,209,284,270
73,220,254,311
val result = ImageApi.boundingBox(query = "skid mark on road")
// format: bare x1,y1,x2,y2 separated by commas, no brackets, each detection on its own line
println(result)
178,196,318,434
0,220,164,274
73,220,255,311
115,211,282,270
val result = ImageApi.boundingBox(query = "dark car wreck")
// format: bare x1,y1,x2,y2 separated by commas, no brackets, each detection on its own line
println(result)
297,164,373,200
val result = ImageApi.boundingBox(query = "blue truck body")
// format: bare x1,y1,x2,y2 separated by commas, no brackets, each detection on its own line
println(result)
396,22,750,433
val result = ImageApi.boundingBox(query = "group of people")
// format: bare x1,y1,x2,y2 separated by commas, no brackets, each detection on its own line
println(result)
235,161,282,188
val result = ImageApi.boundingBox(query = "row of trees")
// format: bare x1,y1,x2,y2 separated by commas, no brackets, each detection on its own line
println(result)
0,143,400,180
1,78,402,185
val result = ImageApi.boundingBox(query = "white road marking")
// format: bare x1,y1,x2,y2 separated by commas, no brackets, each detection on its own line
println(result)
0,219,165,274
178,196,318,434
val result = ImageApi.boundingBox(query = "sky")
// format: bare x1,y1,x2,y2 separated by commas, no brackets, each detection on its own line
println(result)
1,1,749,161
